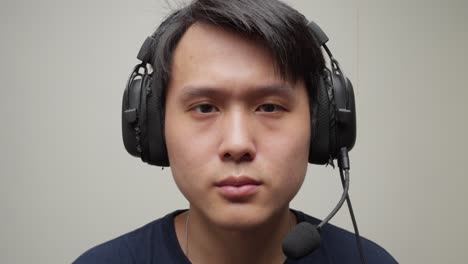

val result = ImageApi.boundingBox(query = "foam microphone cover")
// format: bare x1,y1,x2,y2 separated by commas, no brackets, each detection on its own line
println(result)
282,222,321,259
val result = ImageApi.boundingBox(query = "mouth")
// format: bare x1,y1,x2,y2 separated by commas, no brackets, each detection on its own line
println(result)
214,176,262,200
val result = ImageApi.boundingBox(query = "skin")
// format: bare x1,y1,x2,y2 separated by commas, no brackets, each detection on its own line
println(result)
164,22,311,264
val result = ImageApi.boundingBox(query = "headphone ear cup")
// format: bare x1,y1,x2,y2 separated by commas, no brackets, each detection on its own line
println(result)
345,78,357,151
121,72,170,166
334,76,356,152
145,74,170,166
122,67,169,167
309,72,331,165
122,77,143,158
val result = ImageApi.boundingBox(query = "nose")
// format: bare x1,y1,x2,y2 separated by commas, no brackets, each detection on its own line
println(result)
218,110,256,162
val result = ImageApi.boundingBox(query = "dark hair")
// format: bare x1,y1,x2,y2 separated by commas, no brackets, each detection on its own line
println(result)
151,0,325,115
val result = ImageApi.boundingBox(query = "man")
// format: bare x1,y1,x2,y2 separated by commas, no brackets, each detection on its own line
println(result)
75,0,397,263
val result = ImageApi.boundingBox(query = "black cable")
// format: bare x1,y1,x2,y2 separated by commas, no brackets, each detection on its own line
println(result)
339,169,367,264
317,167,349,229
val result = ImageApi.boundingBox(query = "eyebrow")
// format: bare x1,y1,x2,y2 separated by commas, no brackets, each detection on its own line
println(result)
180,83,296,102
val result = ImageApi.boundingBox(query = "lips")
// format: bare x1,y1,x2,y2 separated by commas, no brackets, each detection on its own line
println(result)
215,176,262,199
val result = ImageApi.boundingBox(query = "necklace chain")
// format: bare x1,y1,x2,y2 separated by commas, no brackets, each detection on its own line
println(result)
185,212,190,257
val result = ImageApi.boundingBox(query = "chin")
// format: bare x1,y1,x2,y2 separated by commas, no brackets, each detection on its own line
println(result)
216,217,266,231
209,203,283,231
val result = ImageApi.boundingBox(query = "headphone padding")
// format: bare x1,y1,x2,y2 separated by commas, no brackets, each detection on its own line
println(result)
309,74,331,165
122,78,142,158
145,75,170,166
335,77,356,151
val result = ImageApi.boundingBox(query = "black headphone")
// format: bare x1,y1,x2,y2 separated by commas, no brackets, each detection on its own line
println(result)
122,21,356,167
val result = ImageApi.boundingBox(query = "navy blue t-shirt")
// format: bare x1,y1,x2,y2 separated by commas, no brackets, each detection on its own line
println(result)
74,210,397,263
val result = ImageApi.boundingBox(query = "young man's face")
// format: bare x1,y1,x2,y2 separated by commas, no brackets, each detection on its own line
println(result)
165,22,311,229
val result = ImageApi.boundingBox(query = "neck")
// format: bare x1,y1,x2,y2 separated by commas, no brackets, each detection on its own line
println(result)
175,207,295,264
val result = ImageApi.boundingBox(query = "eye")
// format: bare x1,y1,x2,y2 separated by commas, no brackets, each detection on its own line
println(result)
256,104,285,113
192,104,219,114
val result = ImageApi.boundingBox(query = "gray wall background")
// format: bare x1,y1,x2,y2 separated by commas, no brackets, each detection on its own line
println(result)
1,0,467,263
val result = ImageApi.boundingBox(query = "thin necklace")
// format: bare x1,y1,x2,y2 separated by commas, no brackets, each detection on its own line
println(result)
184,211,293,260
185,212,190,257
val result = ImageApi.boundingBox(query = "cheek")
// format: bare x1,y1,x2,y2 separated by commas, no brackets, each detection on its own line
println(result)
165,120,218,170
261,126,310,192
262,107,311,166
165,120,218,199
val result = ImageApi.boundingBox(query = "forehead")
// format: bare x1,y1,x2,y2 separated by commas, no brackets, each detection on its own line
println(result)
168,22,296,96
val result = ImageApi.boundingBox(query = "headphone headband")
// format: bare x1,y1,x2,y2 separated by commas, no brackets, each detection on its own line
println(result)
308,21,329,46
